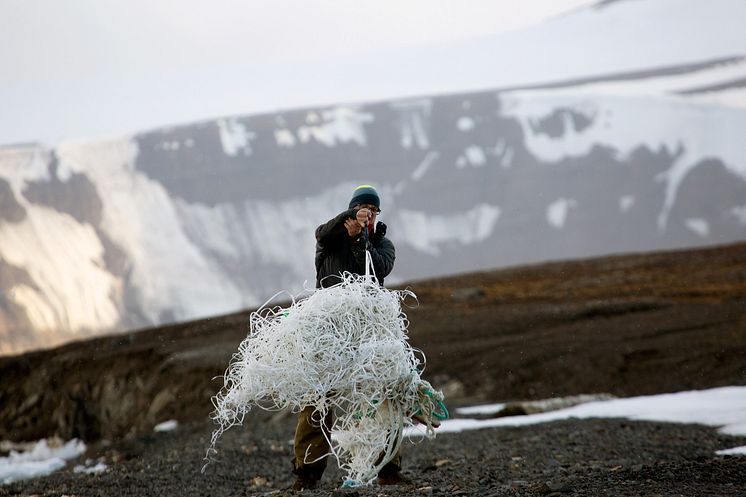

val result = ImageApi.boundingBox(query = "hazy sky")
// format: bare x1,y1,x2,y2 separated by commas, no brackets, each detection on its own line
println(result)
0,0,596,145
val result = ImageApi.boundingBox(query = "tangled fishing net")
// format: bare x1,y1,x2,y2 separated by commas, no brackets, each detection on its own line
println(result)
206,266,445,486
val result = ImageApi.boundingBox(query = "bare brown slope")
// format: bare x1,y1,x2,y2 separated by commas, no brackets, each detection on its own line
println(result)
405,242,746,403
1,242,745,443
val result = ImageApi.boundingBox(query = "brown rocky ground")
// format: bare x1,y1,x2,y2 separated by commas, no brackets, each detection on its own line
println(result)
1,242,746,496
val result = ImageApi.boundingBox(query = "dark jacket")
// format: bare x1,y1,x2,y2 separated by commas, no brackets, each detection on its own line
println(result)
314,208,395,288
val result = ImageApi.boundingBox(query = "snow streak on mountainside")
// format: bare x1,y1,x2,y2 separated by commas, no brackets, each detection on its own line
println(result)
1,0,745,356
499,91,746,230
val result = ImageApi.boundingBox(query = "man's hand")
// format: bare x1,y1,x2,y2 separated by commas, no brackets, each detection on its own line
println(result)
345,208,373,237
355,208,372,227
344,218,362,237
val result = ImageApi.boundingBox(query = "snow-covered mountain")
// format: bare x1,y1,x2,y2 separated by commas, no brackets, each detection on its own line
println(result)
1,0,745,356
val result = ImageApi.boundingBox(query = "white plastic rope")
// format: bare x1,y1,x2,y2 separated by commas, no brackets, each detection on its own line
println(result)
205,255,443,485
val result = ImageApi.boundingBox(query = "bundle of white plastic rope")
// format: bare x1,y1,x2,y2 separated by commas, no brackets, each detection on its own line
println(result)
206,267,442,485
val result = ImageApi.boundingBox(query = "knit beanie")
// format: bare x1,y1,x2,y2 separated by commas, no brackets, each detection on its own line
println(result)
348,185,381,209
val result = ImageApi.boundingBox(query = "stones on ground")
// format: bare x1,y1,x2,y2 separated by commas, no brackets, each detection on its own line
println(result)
249,475,269,487
530,482,552,495
332,489,359,497
548,481,574,493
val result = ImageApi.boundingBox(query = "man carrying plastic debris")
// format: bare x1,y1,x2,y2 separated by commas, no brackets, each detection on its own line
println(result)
314,185,395,289
292,185,401,491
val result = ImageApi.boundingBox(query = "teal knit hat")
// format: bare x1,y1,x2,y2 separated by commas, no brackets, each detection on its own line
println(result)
348,185,380,210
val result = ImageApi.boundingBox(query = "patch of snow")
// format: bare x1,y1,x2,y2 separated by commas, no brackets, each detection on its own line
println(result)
411,151,439,181
546,198,577,229
297,106,374,147
396,204,500,256
0,439,85,484
457,117,475,131
55,159,74,182
0,147,51,194
489,138,506,157
619,195,635,213
390,99,431,150
486,138,516,169
456,403,506,416
464,146,486,166
684,218,710,237
217,118,255,156
407,387,746,443
717,445,746,456
274,128,296,148
154,420,179,432
73,460,108,474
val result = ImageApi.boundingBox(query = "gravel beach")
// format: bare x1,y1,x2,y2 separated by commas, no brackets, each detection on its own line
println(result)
3,414,746,497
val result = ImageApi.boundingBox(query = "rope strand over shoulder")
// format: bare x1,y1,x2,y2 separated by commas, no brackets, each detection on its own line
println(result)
205,267,444,485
